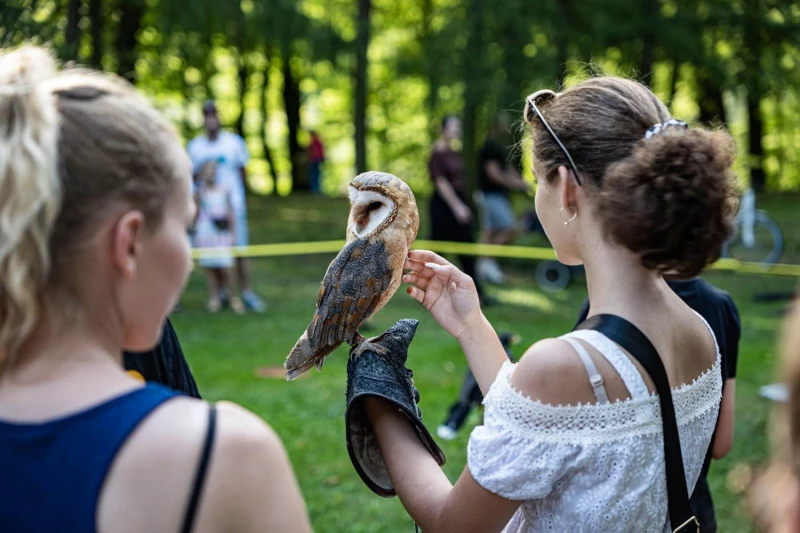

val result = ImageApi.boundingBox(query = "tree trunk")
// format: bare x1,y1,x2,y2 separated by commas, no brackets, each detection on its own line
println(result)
282,56,305,191
235,6,248,140
744,0,765,191
177,47,193,140
666,61,680,111
747,92,766,192
65,0,82,61
236,51,248,139
555,0,571,87
421,0,438,135
640,0,658,84
462,0,484,197
88,0,103,68
260,56,278,185
354,0,372,175
116,0,145,83
696,68,725,126
202,49,215,101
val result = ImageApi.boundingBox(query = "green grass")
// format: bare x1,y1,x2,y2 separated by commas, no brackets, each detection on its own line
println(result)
172,192,800,533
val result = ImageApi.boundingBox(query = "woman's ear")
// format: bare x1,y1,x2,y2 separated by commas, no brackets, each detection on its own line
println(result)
557,165,579,214
112,211,145,281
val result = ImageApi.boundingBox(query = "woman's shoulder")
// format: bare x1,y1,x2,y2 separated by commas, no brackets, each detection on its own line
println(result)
508,337,601,407
98,397,302,532
480,339,665,445
138,397,284,458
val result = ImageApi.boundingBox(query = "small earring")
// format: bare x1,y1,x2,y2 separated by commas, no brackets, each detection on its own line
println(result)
560,206,577,225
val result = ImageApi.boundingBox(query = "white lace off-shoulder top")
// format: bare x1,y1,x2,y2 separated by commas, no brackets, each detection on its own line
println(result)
467,318,722,532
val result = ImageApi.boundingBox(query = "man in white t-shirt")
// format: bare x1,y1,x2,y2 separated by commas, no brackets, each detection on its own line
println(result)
187,100,266,312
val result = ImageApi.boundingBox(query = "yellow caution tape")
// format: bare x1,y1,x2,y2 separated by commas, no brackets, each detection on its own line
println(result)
192,240,800,278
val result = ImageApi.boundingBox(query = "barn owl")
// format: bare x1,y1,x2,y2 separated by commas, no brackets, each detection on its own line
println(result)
284,172,419,380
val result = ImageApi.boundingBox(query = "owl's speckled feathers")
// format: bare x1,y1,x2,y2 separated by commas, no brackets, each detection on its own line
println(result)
284,172,419,380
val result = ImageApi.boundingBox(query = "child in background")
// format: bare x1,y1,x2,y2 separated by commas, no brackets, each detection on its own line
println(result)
194,161,245,314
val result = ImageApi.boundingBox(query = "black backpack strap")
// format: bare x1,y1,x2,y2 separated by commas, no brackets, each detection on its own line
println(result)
575,315,698,533
180,403,217,533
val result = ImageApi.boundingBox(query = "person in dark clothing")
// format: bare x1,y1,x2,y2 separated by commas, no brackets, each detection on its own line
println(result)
306,130,325,194
123,318,201,399
577,277,740,533
436,332,517,440
475,111,531,285
428,115,488,301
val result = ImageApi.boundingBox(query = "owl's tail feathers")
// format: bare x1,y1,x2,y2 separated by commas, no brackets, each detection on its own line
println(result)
284,332,338,381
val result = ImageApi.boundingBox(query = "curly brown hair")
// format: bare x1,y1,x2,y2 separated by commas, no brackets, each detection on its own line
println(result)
528,76,739,278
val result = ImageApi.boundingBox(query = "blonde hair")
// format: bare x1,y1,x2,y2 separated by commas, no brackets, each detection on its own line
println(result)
0,45,182,354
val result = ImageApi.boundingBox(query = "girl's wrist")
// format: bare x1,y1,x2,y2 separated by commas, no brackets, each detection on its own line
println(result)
456,313,492,345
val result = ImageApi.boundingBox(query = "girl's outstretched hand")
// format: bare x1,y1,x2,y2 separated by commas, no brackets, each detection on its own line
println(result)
403,250,483,341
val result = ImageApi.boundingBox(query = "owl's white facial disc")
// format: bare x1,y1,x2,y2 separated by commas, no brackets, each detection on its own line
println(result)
350,189,396,237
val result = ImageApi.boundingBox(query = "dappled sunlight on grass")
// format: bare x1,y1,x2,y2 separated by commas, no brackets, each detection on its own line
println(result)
745,315,786,333
277,206,327,223
494,286,556,311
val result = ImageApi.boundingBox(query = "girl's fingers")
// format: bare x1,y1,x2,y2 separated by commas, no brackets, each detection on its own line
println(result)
406,286,426,305
403,272,429,291
403,258,437,279
408,249,451,268
426,261,472,287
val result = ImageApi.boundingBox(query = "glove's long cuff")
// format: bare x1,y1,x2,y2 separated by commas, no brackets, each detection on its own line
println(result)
345,319,446,497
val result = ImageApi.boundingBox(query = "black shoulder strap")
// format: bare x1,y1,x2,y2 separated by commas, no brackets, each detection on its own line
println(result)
575,315,697,532
180,403,217,533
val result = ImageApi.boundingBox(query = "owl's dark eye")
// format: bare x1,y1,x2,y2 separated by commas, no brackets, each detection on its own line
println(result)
367,201,383,212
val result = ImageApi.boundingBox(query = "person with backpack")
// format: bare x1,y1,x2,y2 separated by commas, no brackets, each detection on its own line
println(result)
343,76,738,532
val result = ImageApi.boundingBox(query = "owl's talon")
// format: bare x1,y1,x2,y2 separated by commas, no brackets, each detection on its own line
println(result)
351,335,389,359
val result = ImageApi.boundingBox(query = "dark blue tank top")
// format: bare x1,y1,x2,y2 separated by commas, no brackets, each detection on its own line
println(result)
0,383,180,533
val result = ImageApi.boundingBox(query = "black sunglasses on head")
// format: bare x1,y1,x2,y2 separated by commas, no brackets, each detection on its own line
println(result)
524,89,583,186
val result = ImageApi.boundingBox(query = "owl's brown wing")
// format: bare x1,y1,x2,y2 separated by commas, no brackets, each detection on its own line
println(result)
307,238,394,353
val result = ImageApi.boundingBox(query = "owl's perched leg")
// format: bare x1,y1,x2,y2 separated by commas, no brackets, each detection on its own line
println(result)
350,332,389,359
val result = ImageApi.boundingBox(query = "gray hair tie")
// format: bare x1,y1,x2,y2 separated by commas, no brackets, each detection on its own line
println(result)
645,118,688,139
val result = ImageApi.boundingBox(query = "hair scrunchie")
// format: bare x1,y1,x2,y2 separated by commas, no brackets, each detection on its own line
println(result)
645,118,688,139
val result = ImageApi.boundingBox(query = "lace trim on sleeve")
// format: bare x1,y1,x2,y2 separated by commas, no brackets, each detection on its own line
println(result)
481,360,721,445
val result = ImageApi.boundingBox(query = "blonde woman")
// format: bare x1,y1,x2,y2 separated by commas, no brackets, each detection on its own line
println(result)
0,47,310,533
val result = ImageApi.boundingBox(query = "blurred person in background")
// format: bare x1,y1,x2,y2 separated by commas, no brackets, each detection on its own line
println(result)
428,115,490,304
124,319,201,399
187,100,266,313
306,130,325,194
475,111,531,285
750,298,800,533
193,160,245,314
0,46,311,533
436,332,518,440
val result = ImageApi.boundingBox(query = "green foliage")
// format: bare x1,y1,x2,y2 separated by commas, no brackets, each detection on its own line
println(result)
1,0,799,192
